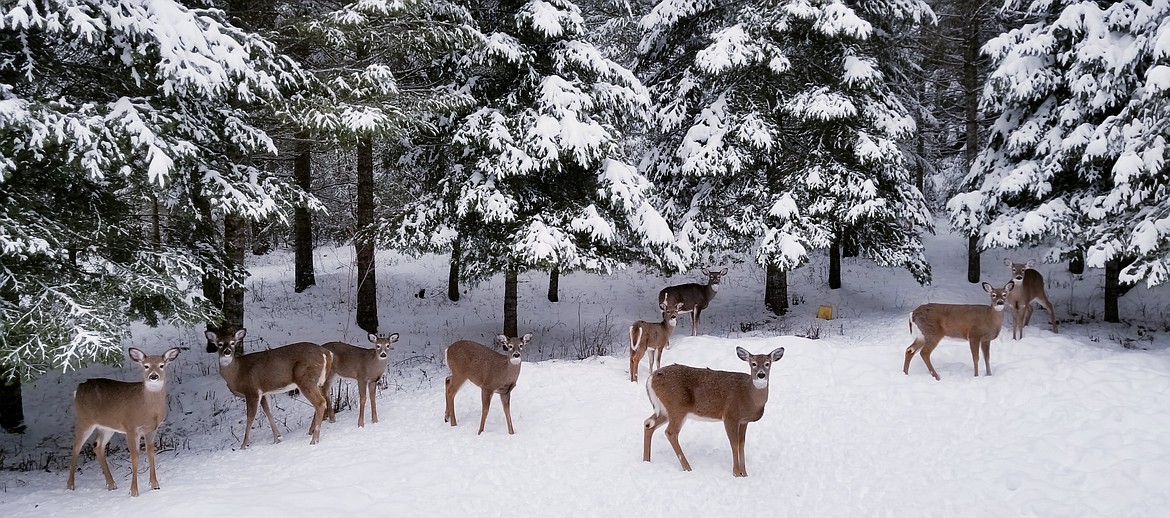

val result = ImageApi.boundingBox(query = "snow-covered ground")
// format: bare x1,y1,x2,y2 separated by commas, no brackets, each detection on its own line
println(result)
1,225,1169,517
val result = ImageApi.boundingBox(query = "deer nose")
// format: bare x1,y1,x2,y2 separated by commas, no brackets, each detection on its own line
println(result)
756,372,766,379
149,373,160,381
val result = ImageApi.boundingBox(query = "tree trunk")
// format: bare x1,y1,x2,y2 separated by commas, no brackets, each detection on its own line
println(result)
504,267,518,337
764,263,789,316
547,265,559,303
0,371,23,433
1069,249,1085,275
448,236,461,302
355,137,379,334
150,194,162,248
294,135,316,293
967,234,981,283
1105,258,1121,323
191,170,222,347
222,214,247,330
829,238,842,289
963,10,983,285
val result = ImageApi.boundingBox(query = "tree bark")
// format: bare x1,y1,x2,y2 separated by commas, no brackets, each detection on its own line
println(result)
294,135,316,293
829,238,842,290
222,214,247,330
448,236,461,302
764,263,789,316
963,8,983,285
547,265,559,303
0,371,23,433
504,267,518,337
1069,249,1084,275
967,234,981,284
1105,258,1121,323
355,137,379,334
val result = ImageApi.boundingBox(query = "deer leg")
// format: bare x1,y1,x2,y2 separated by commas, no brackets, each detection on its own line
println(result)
301,383,328,444
1040,295,1057,332
67,425,95,490
725,419,744,477
477,386,493,435
981,340,992,376
444,375,465,426
368,379,379,424
903,339,924,375
356,379,368,428
629,342,644,383
739,422,750,477
93,428,117,491
920,339,943,381
127,430,141,497
969,338,981,377
145,429,159,491
664,418,692,471
643,412,667,462
648,348,659,374
500,387,516,435
1023,303,1035,326
691,307,701,336
325,378,337,424
259,395,283,444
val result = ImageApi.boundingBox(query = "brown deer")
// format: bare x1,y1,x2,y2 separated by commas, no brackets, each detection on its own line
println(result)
658,268,727,336
67,347,181,497
629,302,684,382
323,332,400,427
443,333,532,435
903,282,1015,380
643,346,785,477
1004,259,1058,339
205,328,332,448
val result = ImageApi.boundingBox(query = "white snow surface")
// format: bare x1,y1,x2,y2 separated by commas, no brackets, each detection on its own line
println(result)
2,224,1170,516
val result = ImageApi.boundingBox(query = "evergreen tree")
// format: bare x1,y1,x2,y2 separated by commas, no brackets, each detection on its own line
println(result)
390,0,684,334
638,0,933,312
0,0,310,377
949,0,1170,322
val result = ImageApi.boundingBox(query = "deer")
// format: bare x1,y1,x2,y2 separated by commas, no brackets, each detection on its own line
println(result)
629,302,684,382
1004,259,1058,340
658,268,727,336
643,346,785,477
323,332,400,427
205,328,333,448
903,281,1015,381
66,347,181,497
443,333,532,435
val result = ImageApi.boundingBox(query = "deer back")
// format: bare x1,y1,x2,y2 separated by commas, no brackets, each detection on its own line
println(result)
650,365,766,422
658,269,727,311
228,342,330,395
74,379,167,432
446,340,518,389
912,303,1005,341
323,342,384,381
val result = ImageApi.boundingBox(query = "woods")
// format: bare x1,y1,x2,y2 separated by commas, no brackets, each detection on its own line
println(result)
3,0,1169,381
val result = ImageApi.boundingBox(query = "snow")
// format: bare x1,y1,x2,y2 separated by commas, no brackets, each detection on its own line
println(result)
2,225,1170,516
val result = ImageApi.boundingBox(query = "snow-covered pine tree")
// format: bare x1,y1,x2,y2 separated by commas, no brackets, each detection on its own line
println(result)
949,0,1170,322
389,0,684,335
0,0,311,377
638,0,933,312
294,0,481,333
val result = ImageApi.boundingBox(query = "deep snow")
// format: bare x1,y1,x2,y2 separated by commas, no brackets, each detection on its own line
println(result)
1,225,1169,517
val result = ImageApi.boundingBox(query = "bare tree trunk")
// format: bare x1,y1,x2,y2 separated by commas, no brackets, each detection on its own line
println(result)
829,238,842,290
294,135,316,293
1105,258,1121,323
504,267,518,337
764,263,789,316
0,371,23,433
1069,249,1085,275
355,137,379,334
967,235,981,284
963,5,983,285
448,236,461,302
222,214,247,330
547,265,559,303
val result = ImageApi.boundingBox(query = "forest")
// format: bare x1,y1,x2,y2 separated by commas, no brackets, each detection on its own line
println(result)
2,0,1169,434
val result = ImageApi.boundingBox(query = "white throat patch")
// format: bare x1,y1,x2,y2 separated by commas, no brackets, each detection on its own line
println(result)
752,378,768,389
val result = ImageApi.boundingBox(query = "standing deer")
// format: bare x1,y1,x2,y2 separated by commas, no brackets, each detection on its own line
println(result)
443,333,532,435
643,346,785,477
1004,259,1058,339
323,332,400,427
629,302,684,382
658,268,727,336
205,328,333,448
903,282,1015,380
67,347,181,497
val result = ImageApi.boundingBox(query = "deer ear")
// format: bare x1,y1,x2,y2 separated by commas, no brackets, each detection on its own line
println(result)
234,328,247,340
164,348,181,363
368,333,379,344
1003,258,1012,266
521,333,533,344
128,348,145,364
388,333,400,343
736,347,750,362
770,347,785,362
1025,259,1036,269
205,330,217,342
495,335,508,347
981,282,993,293
720,268,728,275
675,302,684,310
1005,281,1016,292
659,302,668,311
